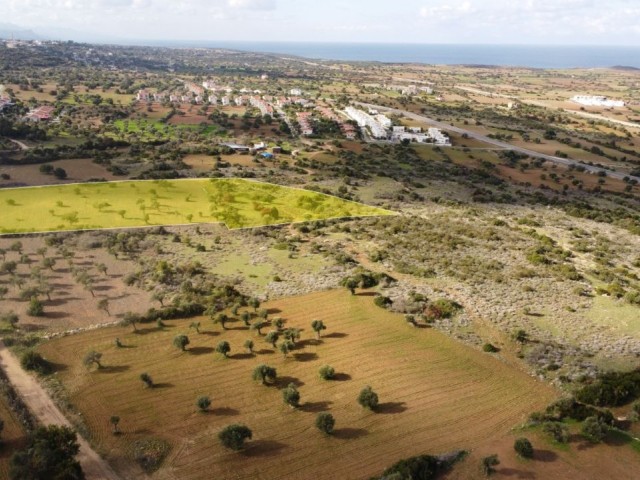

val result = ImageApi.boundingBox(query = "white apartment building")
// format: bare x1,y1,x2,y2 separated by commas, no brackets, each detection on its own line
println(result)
344,106,389,139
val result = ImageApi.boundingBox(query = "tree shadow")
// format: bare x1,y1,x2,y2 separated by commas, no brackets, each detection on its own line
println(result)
242,440,286,458
200,331,220,337
46,298,82,307
98,365,130,374
93,285,113,292
300,400,333,413
496,468,535,479
533,449,558,462
333,428,368,440
256,349,275,355
333,373,352,381
267,308,282,315
377,402,408,414
153,382,174,389
189,346,214,355
356,291,377,297
231,353,254,360
324,332,348,339
276,376,305,388
45,311,70,319
293,352,318,362
210,407,239,416
48,361,68,373
297,339,320,348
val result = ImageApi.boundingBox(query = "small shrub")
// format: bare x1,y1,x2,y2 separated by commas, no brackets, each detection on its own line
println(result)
315,412,335,434
581,416,609,443
196,396,211,412
20,351,51,374
357,386,379,410
542,422,569,443
483,343,499,353
319,365,335,380
513,437,533,458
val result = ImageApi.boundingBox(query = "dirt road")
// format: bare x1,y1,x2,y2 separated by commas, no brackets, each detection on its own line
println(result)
0,341,120,480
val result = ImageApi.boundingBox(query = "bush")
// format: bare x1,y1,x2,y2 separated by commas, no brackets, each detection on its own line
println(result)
357,386,379,410
581,416,609,443
20,351,51,374
542,422,569,443
482,343,499,353
575,369,640,407
315,412,335,434
379,455,442,480
513,437,533,458
218,424,252,451
26,297,44,317
319,365,335,380
196,396,211,412
373,295,392,309
482,454,500,476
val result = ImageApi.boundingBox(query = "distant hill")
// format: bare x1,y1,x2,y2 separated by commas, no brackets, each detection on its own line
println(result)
0,22,42,40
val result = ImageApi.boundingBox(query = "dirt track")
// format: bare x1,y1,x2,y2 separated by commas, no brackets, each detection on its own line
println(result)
0,340,120,480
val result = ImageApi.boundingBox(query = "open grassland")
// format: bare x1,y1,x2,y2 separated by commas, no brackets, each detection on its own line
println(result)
0,178,391,234
36,289,556,480
0,396,27,478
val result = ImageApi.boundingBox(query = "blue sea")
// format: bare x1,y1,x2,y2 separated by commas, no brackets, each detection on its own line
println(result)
153,41,640,69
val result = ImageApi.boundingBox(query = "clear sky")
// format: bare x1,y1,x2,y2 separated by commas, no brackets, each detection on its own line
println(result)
4,0,640,45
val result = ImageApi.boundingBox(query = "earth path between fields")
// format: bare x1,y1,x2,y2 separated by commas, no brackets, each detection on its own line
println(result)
0,340,121,480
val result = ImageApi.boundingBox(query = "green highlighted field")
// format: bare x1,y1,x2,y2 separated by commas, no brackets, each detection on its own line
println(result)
0,178,393,234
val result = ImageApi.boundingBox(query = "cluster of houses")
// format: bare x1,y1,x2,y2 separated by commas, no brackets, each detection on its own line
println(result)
296,112,313,136
344,107,392,139
316,106,357,139
387,84,434,96
24,105,55,122
571,95,625,108
391,126,450,146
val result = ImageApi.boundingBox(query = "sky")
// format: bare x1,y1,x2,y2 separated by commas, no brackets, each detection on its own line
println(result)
3,0,640,45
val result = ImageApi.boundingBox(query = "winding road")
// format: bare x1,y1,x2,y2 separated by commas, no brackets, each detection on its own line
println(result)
0,341,121,480
355,101,640,183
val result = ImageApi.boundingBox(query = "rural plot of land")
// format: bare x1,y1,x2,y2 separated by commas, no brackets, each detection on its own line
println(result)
36,290,556,480
0,178,393,234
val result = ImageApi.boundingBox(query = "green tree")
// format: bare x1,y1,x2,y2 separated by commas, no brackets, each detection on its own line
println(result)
0,286,8,300
83,350,103,370
140,373,154,388
265,331,279,348
345,277,358,295
20,351,51,374
214,313,229,330
9,241,22,255
197,396,211,412
216,341,231,357
274,318,285,330
244,339,254,354
315,412,335,435
282,383,300,408
173,335,190,351
240,311,251,326
27,297,44,317
9,425,84,480
110,416,120,435
96,263,108,275
311,320,326,339
218,424,252,451
248,297,260,312
283,328,301,346
357,386,379,410
42,257,56,271
251,321,266,336
513,437,533,458
97,298,110,316
279,341,294,358
319,365,335,380
122,312,140,332
252,364,277,385
581,416,609,443
189,321,201,334
542,422,569,443
482,454,500,476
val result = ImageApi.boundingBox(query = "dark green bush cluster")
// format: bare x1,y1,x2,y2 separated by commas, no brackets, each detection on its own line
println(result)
575,369,640,407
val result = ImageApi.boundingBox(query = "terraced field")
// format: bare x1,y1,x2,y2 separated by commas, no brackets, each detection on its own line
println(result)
36,289,557,480
0,178,391,234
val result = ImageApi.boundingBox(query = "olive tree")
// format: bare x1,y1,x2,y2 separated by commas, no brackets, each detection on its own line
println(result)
265,331,279,348
140,373,154,388
315,412,335,435
513,437,533,458
357,386,379,410
197,396,211,412
83,350,103,370
244,339,254,354
282,383,300,408
252,364,277,385
218,424,252,451
319,365,335,380
311,320,326,339
216,341,231,358
173,335,190,351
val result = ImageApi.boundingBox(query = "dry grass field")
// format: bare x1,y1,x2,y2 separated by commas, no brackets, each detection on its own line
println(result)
37,289,556,480
0,158,119,187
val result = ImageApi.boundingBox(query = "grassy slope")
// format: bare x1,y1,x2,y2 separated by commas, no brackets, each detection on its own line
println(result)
37,289,556,480
0,178,392,234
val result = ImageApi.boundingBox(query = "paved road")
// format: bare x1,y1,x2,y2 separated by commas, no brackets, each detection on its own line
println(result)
0,341,121,480
356,102,640,182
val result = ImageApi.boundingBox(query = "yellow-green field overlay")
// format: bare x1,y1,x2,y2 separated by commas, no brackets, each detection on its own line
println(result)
0,178,393,234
